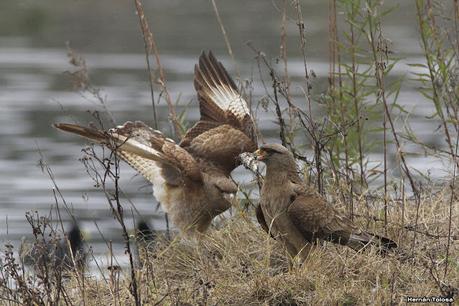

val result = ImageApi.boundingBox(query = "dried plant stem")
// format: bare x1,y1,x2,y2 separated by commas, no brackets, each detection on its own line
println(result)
415,0,459,267
293,0,312,117
349,4,366,188
444,0,459,279
133,0,157,129
292,0,327,193
247,43,288,149
272,73,289,149
415,0,456,166
84,145,142,305
133,0,182,138
211,0,239,78
248,42,317,191
133,0,175,237
383,97,388,233
366,8,420,255
329,0,353,214
445,135,458,277
280,0,293,134
455,0,459,53
112,153,141,306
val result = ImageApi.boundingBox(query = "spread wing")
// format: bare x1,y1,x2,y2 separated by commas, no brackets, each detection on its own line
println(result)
287,194,356,245
180,51,257,175
54,121,202,186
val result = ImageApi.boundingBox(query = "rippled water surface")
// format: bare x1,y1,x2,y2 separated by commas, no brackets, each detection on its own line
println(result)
0,0,450,270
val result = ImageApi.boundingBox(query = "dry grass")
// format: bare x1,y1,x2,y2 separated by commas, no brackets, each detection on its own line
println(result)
2,1,456,305
60,187,458,305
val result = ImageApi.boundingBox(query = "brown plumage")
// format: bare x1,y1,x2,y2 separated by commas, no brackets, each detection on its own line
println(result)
254,143,397,260
55,51,257,236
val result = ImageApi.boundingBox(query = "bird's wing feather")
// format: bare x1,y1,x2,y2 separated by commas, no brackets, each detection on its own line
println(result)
179,120,220,147
287,192,397,251
54,121,202,185
287,194,356,244
256,204,276,238
188,124,256,173
180,51,257,173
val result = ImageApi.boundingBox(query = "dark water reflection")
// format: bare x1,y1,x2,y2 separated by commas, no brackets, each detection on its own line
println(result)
0,0,450,270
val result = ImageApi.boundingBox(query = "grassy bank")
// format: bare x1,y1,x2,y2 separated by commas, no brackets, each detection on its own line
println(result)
1,0,459,305
4,189,454,305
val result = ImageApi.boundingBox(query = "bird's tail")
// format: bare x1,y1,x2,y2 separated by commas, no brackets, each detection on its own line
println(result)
54,122,183,188
54,122,167,162
53,123,107,143
348,231,397,253
54,121,202,198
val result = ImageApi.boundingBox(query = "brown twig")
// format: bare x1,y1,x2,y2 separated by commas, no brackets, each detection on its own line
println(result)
366,4,421,255
210,0,239,78
133,0,183,138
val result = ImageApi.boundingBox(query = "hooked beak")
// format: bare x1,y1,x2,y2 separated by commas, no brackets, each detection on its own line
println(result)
254,148,267,161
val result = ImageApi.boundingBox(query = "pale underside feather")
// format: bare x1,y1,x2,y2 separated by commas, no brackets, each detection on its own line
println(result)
205,83,250,121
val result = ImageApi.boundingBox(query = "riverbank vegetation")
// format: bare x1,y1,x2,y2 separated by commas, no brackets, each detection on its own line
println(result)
1,0,458,305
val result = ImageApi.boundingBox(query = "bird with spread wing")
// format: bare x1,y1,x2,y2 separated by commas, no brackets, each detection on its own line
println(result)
253,144,397,261
55,52,257,236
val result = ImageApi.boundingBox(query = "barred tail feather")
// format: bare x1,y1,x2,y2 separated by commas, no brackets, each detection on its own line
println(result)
54,123,168,163
54,122,180,215
53,123,106,143
348,232,397,253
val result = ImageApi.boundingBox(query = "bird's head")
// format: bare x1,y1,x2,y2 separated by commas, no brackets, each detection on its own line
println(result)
254,143,294,169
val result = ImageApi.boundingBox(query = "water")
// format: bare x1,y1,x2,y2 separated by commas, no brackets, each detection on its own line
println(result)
0,0,451,271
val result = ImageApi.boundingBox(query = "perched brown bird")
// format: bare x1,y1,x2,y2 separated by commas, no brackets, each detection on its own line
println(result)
55,51,257,236
254,143,397,260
